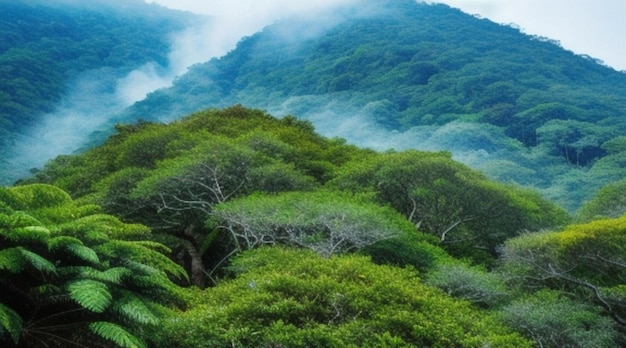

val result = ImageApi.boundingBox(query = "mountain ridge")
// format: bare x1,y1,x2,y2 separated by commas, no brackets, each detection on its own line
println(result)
112,0,626,211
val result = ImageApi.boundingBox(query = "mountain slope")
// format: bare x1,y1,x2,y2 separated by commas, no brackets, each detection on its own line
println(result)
116,0,626,211
0,0,200,182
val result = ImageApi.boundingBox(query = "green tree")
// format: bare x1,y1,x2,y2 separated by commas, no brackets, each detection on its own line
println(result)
212,191,405,258
499,290,620,348
0,184,186,347
499,217,626,327
576,178,626,222
328,150,568,262
152,247,531,347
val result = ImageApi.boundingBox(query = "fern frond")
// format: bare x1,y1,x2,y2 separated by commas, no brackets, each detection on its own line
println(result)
103,267,133,284
112,292,159,325
48,236,100,264
89,321,146,348
8,184,73,210
0,212,13,228
107,241,188,281
127,240,172,254
0,248,25,273
8,211,43,228
61,266,131,285
4,225,50,244
19,248,56,274
65,243,100,264
67,280,112,313
0,303,22,344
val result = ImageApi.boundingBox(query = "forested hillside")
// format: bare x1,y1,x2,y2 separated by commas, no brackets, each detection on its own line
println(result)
7,106,625,347
117,0,626,211
3,0,626,346
0,0,200,182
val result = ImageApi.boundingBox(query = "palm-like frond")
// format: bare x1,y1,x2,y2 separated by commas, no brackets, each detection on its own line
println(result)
102,241,188,281
2,225,50,244
59,266,131,285
0,303,22,344
0,248,25,273
89,321,146,348
48,236,100,264
19,247,57,274
7,211,44,229
112,292,159,325
67,279,112,313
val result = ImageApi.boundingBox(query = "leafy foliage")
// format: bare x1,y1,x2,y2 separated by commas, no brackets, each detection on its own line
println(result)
152,247,531,347
0,184,185,347
328,150,568,262
498,217,626,327
498,291,620,348
212,191,406,257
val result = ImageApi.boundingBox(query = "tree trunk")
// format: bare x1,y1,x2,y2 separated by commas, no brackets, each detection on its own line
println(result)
180,224,206,289
184,239,206,289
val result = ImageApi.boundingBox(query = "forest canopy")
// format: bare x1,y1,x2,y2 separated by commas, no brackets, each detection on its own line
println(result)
5,106,626,347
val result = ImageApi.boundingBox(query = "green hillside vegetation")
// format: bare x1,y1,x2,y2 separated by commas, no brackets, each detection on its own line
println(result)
0,0,197,170
118,0,626,211
3,0,626,345
10,105,625,346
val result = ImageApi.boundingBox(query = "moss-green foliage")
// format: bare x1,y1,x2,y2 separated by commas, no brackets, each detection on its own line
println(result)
328,150,568,263
498,217,626,333
576,178,626,222
0,184,186,347
153,247,531,348
21,106,566,286
20,106,605,343
498,290,621,348
212,190,409,257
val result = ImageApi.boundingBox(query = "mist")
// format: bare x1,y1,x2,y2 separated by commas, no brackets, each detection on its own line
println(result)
3,8,247,183
3,0,379,185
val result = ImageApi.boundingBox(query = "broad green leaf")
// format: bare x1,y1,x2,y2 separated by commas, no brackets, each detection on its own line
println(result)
67,280,112,313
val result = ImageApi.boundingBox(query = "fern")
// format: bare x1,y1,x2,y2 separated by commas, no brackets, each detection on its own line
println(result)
2,225,50,244
60,266,131,285
8,211,43,228
106,241,188,281
89,321,146,348
67,279,112,313
66,243,100,264
0,248,25,273
48,236,100,264
0,303,22,344
19,248,57,274
112,292,159,325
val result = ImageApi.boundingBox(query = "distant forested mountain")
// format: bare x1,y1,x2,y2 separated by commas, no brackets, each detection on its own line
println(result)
116,0,626,211
0,0,200,181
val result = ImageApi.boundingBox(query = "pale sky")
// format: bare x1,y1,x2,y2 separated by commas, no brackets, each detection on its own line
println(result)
146,0,626,72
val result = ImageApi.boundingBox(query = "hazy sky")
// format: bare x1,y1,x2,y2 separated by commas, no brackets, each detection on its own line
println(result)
146,0,626,72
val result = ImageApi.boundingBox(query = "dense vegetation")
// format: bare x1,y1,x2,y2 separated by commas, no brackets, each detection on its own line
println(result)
3,0,626,346
6,105,622,347
118,0,626,211
0,0,198,182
